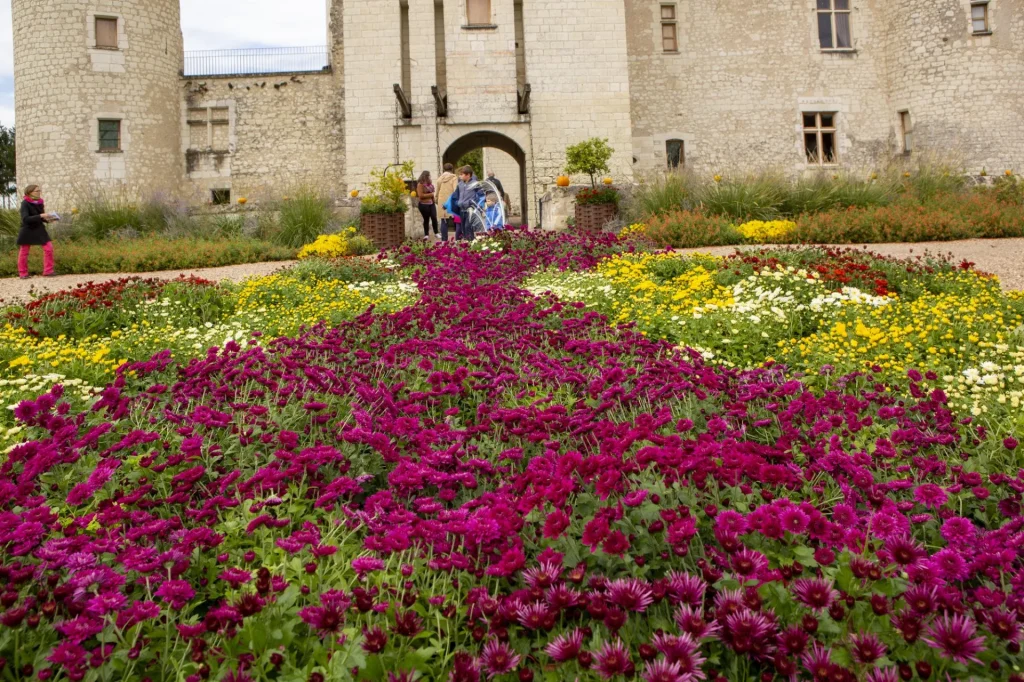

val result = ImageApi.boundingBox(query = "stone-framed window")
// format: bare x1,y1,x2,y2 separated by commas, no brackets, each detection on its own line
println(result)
971,1,991,34
466,0,492,26
187,107,231,152
803,112,838,165
98,119,121,152
86,11,127,72
661,5,678,53
899,111,913,154
211,189,231,205
666,139,684,169
816,0,852,50
95,17,118,49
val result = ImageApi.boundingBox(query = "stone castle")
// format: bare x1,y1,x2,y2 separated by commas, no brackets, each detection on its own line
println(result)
11,0,1024,226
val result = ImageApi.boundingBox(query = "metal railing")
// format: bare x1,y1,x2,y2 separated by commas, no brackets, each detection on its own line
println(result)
183,46,330,77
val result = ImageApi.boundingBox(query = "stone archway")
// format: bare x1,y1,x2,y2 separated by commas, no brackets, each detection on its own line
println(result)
442,130,529,222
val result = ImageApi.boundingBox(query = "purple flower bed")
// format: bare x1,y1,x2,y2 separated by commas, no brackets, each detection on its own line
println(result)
0,231,1021,682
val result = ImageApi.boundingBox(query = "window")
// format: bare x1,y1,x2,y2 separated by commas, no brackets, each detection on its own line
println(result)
98,119,121,151
899,111,913,153
816,0,851,49
666,139,684,169
466,0,491,25
95,17,118,49
803,112,837,165
187,107,229,151
661,5,678,52
971,1,990,34
211,189,231,205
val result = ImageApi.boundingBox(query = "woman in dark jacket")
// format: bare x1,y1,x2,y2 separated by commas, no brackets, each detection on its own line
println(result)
17,184,57,279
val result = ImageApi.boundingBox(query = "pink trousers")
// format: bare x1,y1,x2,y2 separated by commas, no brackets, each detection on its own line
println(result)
18,243,55,277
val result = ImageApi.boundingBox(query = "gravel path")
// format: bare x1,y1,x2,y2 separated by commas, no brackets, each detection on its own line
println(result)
0,260,297,305
675,238,1024,291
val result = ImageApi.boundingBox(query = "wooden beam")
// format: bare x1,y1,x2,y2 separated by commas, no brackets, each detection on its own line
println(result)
393,83,412,119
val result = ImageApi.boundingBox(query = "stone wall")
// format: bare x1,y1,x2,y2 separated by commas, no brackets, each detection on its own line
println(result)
626,0,893,177
523,0,636,188
181,72,345,204
12,0,185,210
882,0,1024,174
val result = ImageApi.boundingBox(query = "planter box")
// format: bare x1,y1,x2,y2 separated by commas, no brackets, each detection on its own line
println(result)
574,203,618,232
361,212,407,251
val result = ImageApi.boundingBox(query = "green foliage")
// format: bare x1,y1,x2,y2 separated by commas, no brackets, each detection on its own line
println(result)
625,171,695,220
0,125,14,209
276,188,336,247
0,209,18,238
361,161,414,215
346,234,375,256
699,173,790,221
565,137,614,188
285,256,398,284
1,236,296,276
456,148,483,180
989,173,1024,205
644,210,742,248
575,187,619,206
72,190,184,240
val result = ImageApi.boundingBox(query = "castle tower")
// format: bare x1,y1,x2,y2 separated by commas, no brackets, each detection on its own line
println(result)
883,0,1024,172
11,0,185,208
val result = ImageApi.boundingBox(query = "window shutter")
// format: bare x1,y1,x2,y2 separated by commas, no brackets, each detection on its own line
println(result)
96,17,118,49
467,0,491,25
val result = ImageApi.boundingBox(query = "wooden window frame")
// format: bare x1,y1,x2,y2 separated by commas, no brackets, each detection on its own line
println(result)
660,5,678,53
94,16,119,50
816,0,853,51
803,112,838,166
971,1,991,35
465,0,493,27
666,139,684,169
899,111,913,154
98,119,121,152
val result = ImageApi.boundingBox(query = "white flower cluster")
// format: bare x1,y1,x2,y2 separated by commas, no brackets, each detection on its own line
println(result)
944,346,1024,417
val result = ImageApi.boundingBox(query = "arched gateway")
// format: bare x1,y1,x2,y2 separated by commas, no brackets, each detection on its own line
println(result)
442,130,529,223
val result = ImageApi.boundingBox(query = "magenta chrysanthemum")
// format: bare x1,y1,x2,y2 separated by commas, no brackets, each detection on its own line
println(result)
606,578,654,613
791,578,838,612
545,629,584,662
922,614,986,664
594,639,634,679
480,640,521,679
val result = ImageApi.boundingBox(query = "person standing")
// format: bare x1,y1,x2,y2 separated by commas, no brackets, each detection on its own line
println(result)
455,166,482,241
17,184,57,279
416,170,440,240
435,163,458,242
486,171,505,200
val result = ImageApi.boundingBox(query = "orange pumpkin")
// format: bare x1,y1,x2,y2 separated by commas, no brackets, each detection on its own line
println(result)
556,175,570,187
237,197,248,205
350,189,360,198
602,177,613,185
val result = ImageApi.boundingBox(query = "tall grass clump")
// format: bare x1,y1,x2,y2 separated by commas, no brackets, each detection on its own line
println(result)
698,173,789,221
0,209,18,238
72,190,184,240
625,171,695,221
275,188,335,248
779,174,896,215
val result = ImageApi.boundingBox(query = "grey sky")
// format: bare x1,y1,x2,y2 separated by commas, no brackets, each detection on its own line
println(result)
0,0,328,127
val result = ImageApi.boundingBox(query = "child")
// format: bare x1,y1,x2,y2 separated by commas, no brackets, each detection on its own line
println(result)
483,193,505,234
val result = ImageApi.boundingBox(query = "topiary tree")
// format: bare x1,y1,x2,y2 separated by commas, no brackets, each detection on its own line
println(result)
564,138,613,189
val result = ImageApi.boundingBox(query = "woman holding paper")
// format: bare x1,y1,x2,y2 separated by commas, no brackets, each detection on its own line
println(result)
17,184,57,279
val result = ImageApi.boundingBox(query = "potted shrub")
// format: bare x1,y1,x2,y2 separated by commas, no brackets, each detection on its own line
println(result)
565,138,618,231
359,161,414,250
